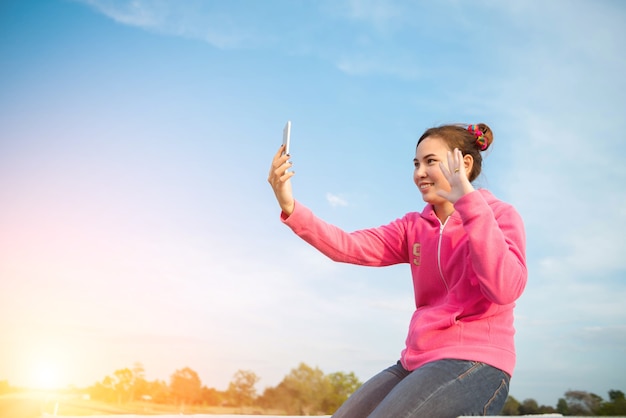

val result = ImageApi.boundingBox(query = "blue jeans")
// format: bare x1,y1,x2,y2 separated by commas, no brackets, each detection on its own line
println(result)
332,359,510,417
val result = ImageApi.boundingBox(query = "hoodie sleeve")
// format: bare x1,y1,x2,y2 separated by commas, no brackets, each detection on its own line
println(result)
454,191,527,305
281,201,409,266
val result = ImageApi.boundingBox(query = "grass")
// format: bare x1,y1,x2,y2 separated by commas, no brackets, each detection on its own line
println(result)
2,392,286,417
49,398,275,415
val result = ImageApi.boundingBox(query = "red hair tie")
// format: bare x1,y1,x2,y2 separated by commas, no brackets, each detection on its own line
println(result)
468,124,487,151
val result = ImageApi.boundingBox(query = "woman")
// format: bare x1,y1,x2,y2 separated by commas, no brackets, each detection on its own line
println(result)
267,123,527,417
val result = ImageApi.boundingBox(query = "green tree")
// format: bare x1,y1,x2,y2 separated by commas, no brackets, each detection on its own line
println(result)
226,369,259,407
170,367,202,407
146,379,170,404
609,389,625,401
598,390,626,416
89,375,116,403
268,363,332,415
112,368,134,404
323,371,362,413
565,390,603,415
518,398,539,415
556,398,569,415
257,364,362,414
537,403,557,414
88,364,148,404
501,395,521,415
200,385,222,406
129,362,147,401
258,385,282,410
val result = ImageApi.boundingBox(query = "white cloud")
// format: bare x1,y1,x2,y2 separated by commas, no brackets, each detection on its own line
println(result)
76,0,262,49
78,0,166,29
336,52,420,79
326,192,349,207
328,0,405,30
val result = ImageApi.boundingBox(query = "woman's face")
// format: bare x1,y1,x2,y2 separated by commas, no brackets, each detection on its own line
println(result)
413,136,452,205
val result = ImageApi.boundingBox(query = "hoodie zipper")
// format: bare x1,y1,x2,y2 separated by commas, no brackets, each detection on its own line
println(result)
437,217,450,293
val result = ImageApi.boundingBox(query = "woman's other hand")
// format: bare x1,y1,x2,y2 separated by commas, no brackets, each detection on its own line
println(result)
268,144,295,216
438,148,475,203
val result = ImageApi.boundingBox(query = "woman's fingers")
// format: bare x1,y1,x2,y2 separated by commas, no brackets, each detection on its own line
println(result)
440,149,459,181
268,145,290,181
437,148,474,204
268,144,296,216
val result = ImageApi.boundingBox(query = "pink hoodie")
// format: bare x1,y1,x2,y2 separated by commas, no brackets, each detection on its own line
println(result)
282,189,527,377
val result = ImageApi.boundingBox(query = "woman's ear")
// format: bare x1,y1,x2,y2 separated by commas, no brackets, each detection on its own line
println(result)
463,153,474,176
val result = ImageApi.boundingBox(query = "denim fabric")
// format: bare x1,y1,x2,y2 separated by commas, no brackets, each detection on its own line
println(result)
332,359,510,418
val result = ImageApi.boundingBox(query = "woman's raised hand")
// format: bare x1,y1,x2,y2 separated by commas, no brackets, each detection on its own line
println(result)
438,148,475,204
267,144,295,216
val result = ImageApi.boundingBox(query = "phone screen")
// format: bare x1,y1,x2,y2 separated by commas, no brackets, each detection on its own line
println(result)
282,121,291,155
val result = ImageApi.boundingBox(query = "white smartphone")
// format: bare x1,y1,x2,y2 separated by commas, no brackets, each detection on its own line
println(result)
282,120,291,155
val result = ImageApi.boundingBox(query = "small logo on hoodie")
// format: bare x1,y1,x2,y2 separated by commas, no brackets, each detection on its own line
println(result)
412,242,421,266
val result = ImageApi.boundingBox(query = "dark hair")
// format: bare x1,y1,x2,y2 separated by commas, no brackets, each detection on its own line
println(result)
417,123,493,182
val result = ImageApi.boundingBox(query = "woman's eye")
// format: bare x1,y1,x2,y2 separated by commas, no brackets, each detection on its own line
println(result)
427,158,437,164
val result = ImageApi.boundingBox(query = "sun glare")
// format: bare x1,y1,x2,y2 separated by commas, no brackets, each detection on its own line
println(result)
32,362,63,389
23,351,71,390
13,337,79,390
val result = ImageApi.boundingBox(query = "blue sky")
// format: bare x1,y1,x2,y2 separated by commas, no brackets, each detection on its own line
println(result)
1,0,625,407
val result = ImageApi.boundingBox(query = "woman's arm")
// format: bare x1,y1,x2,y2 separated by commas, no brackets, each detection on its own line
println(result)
455,191,527,305
283,202,410,266
269,144,409,266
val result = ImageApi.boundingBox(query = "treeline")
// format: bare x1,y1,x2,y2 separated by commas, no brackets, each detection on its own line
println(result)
501,389,626,416
1,365,624,416
84,364,626,416
86,362,360,415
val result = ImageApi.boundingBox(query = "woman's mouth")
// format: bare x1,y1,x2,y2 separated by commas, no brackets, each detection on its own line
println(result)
419,182,434,191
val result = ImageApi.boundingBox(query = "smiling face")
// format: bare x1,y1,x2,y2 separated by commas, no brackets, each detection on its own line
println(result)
413,136,454,213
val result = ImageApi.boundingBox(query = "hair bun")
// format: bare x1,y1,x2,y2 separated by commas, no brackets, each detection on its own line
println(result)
468,123,493,151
